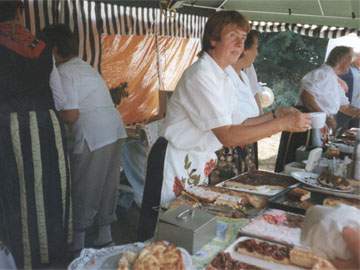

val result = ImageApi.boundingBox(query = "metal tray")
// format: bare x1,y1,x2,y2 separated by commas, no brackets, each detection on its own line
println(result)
217,170,298,197
291,171,360,199
268,185,327,215
223,236,305,270
239,209,304,246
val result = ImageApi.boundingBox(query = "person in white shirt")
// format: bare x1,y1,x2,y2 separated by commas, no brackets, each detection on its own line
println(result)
138,10,311,241
43,25,127,253
338,52,360,129
211,30,263,182
275,46,360,172
299,46,360,130
242,30,264,114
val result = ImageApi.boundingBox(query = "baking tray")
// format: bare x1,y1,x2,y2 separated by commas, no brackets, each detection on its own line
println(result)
238,209,304,246
268,185,327,215
291,171,360,199
217,170,298,197
223,236,304,270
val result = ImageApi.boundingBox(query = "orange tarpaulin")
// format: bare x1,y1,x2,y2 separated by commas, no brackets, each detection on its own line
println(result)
101,34,200,124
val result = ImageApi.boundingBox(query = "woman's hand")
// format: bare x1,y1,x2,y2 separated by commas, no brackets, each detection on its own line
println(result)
275,106,300,118
282,112,311,132
332,227,360,270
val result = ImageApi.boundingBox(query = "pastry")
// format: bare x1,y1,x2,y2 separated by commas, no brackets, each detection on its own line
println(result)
207,252,263,270
235,238,291,265
289,248,336,270
214,194,246,209
185,186,219,203
323,197,360,209
287,188,311,202
133,241,184,270
317,172,352,191
117,251,138,270
289,248,319,268
263,212,304,228
223,180,284,191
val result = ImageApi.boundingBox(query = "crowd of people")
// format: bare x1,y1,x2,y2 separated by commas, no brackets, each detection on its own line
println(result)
0,1,359,269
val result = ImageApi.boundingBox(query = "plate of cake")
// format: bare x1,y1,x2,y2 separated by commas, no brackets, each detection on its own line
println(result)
217,236,335,270
217,171,298,196
68,241,192,270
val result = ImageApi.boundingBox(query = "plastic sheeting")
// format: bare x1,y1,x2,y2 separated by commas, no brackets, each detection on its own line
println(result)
101,35,201,124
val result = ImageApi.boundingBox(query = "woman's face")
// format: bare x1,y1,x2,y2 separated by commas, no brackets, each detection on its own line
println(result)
243,37,259,67
210,24,248,67
337,53,353,75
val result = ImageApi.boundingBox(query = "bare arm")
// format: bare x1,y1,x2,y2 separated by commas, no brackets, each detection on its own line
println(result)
242,107,300,127
339,105,360,118
241,112,273,126
300,90,322,112
59,109,79,125
212,112,311,147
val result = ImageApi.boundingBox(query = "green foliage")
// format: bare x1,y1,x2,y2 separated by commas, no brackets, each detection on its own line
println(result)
254,32,328,109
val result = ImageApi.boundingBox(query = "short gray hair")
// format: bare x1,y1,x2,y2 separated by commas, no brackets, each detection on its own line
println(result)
326,46,353,67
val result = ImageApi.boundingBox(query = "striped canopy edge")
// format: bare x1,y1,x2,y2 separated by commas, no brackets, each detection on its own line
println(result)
21,0,360,70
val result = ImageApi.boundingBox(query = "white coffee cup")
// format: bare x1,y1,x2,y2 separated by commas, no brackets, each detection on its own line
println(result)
309,112,326,129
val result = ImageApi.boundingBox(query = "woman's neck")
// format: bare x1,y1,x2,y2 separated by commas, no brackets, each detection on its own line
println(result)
56,56,76,66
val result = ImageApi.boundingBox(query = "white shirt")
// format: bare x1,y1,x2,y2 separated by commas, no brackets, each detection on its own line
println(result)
243,64,261,95
160,53,259,205
299,64,349,115
58,57,127,153
227,67,260,119
350,66,360,108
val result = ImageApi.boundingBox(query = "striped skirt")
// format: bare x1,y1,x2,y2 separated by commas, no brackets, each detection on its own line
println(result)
0,110,72,269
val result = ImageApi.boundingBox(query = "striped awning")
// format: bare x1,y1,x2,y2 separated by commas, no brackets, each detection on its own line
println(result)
251,21,360,39
22,0,360,70
22,0,207,69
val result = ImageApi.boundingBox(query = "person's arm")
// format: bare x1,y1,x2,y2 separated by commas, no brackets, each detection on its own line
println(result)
59,110,79,124
300,90,322,112
58,71,80,125
241,106,299,127
332,227,360,269
212,111,311,147
339,105,360,118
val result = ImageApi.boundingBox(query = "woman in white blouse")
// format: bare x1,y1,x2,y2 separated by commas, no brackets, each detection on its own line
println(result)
211,30,264,181
276,46,360,172
300,46,360,130
138,10,311,241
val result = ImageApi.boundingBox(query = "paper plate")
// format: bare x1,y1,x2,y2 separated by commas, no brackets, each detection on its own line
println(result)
290,171,353,193
68,243,193,270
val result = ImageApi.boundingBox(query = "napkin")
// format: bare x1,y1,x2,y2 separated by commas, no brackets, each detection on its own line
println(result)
301,205,360,260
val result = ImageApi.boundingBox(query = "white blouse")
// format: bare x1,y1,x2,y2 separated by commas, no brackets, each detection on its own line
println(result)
58,57,127,153
243,64,262,95
160,53,259,205
299,64,349,115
